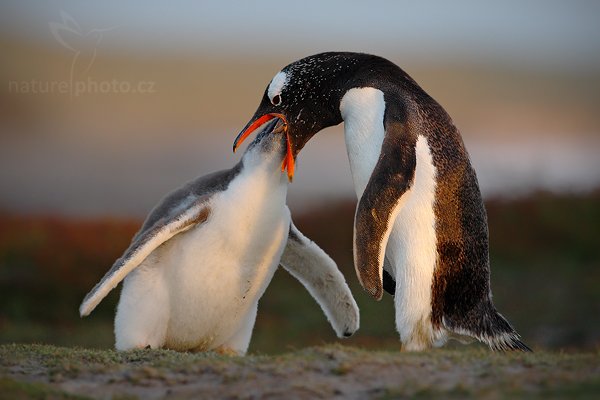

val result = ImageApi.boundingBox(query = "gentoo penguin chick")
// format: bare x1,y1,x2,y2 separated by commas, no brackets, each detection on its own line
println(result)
79,119,359,355
235,52,530,351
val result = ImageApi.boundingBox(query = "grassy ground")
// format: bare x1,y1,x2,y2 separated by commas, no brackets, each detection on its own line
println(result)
1,344,599,399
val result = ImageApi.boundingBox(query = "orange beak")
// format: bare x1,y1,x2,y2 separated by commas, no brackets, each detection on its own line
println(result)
233,113,295,181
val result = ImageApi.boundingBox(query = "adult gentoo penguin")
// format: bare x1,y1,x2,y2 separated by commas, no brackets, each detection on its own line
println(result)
234,52,530,351
80,119,359,355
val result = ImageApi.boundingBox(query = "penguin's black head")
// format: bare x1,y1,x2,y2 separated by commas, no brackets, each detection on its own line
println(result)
234,52,377,181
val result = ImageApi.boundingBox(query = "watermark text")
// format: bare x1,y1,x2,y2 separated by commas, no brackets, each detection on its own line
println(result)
8,78,156,96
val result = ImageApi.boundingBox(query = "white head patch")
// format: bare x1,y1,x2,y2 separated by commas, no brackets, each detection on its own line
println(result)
267,71,288,103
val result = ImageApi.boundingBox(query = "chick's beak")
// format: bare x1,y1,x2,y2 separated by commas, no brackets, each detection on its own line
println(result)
233,113,295,181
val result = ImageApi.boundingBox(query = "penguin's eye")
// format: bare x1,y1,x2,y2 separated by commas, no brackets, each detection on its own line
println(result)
271,94,282,106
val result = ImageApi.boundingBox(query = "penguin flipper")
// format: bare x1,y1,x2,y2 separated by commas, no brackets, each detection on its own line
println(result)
79,196,212,317
280,216,360,338
354,127,417,300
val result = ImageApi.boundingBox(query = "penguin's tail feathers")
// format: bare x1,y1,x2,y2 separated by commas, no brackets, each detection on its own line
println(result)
444,304,532,352
483,325,532,352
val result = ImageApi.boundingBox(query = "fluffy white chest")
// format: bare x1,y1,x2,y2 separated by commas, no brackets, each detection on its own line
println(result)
121,167,290,350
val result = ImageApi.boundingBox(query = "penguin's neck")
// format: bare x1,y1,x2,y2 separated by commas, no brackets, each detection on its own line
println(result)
238,150,288,197
339,87,386,198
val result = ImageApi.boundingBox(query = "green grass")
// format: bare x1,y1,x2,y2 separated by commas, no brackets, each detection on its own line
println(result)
1,344,599,399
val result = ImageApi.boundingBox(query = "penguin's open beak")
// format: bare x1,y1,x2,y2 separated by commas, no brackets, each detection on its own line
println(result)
233,113,295,181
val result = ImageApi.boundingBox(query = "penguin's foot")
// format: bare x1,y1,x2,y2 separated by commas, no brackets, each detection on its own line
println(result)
114,343,155,351
399,334,432,352
400,341,429,352
214,346,241,357
398,317,448,351
134,343,156,350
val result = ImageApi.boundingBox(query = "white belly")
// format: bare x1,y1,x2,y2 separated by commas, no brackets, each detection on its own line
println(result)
116,169,290,351
385,136,442,347
341,88,442,347
162,203,288,349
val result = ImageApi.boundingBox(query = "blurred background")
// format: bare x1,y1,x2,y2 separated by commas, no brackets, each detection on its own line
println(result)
0,0,598,353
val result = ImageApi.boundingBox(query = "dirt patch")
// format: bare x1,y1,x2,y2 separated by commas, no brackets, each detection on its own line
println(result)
1,344,599,399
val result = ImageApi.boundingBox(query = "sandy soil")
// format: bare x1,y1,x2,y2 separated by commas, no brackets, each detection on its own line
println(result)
1,344,599,399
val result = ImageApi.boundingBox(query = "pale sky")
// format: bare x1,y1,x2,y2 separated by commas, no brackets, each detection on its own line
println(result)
1,0,599,70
